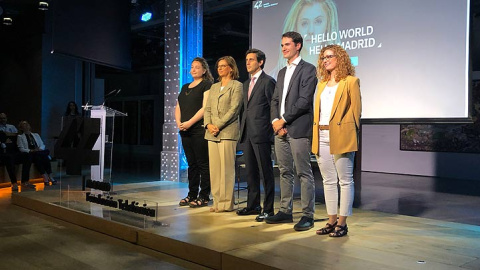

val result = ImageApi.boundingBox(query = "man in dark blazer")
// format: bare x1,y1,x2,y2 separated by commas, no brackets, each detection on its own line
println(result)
266,31,318,231
237,49,276,222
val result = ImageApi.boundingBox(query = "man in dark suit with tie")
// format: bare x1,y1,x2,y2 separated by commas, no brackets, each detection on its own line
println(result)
237,49,276,222
266,31,318,231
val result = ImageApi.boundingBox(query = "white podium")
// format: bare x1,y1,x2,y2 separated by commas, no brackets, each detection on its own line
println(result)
87,105,127,183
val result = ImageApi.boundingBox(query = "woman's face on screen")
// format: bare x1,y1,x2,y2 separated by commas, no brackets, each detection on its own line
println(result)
296,3,328,44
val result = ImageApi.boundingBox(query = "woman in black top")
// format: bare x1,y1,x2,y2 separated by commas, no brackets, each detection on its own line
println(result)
175,57,214,207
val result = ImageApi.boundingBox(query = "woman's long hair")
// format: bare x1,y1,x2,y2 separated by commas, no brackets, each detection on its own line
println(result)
64,101,80,116
192,57,214,83
317,44,355,82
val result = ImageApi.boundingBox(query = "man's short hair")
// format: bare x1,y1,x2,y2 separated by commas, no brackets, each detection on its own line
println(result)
245,48,266,69
282,31,303,52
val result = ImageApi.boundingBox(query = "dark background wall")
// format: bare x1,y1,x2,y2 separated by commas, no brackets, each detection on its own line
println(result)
0,0,479,181
0,7,43,132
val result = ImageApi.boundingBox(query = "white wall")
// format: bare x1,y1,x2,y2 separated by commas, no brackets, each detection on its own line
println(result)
361,125,480,181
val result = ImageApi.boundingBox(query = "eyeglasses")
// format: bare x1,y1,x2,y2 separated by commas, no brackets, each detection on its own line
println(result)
320,55,336,61
217,64,229,69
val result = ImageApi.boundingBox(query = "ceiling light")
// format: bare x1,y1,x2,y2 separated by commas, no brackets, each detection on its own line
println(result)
3,17,12,26
141,12,152,22
39,1,49,11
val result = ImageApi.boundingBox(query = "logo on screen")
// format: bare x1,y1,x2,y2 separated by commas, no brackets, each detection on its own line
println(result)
253,1,278,9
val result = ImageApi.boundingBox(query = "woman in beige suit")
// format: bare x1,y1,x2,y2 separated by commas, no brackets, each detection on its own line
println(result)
204,56,243,212
312,45,361,237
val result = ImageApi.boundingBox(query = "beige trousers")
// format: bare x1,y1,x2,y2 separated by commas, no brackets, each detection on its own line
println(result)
208,140,236,212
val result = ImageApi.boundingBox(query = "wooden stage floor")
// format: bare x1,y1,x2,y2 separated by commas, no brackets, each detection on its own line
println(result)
11,181,480,270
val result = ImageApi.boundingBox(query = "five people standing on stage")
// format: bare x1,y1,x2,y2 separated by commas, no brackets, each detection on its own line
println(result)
176,34,360,237
204,56,243,213
312,44,361,237
176,57,214,208
237,49,276,222
265,31,318,231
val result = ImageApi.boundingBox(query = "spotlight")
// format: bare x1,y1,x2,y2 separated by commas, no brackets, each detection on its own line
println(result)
38,1,49,11
3,17,12,26
141,12,152,22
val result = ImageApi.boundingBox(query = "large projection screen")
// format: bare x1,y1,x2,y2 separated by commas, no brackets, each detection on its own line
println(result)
252,0,471,122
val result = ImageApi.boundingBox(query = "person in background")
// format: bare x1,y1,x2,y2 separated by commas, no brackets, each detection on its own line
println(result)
204,56,243,213
0,113,32,191
63,101,82,147
17,121,57,186
312,44,361,237
175,57,214,208
0,113,18,133
64,101,81,117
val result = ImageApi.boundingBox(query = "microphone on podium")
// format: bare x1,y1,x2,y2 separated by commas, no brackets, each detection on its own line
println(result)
103,89,121,106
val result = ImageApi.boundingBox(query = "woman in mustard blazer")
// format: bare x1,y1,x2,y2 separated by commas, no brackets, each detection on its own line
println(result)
204,56,243,212
312,45,361,237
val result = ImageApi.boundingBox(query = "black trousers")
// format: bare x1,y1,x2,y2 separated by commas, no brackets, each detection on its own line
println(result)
0,152,32,184
29,150,52,175
243,138,275,213
181,133,210,200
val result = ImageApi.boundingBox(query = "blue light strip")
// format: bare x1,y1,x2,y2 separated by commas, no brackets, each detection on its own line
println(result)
178,0,203,170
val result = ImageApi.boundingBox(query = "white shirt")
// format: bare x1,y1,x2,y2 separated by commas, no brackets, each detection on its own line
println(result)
251,69,262,81
17,133,46,153
0,124,18,133
319,84,339,125
280,56,302,122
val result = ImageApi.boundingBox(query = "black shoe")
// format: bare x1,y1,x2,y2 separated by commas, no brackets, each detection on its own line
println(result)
265,211,293,224
255,211,274,222
294,216,314,231
50,177,57,185
22,182,36,189
179,196,195,206
236,206,262,216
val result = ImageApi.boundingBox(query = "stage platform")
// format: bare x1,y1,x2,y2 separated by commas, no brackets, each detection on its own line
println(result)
11,180,480,270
